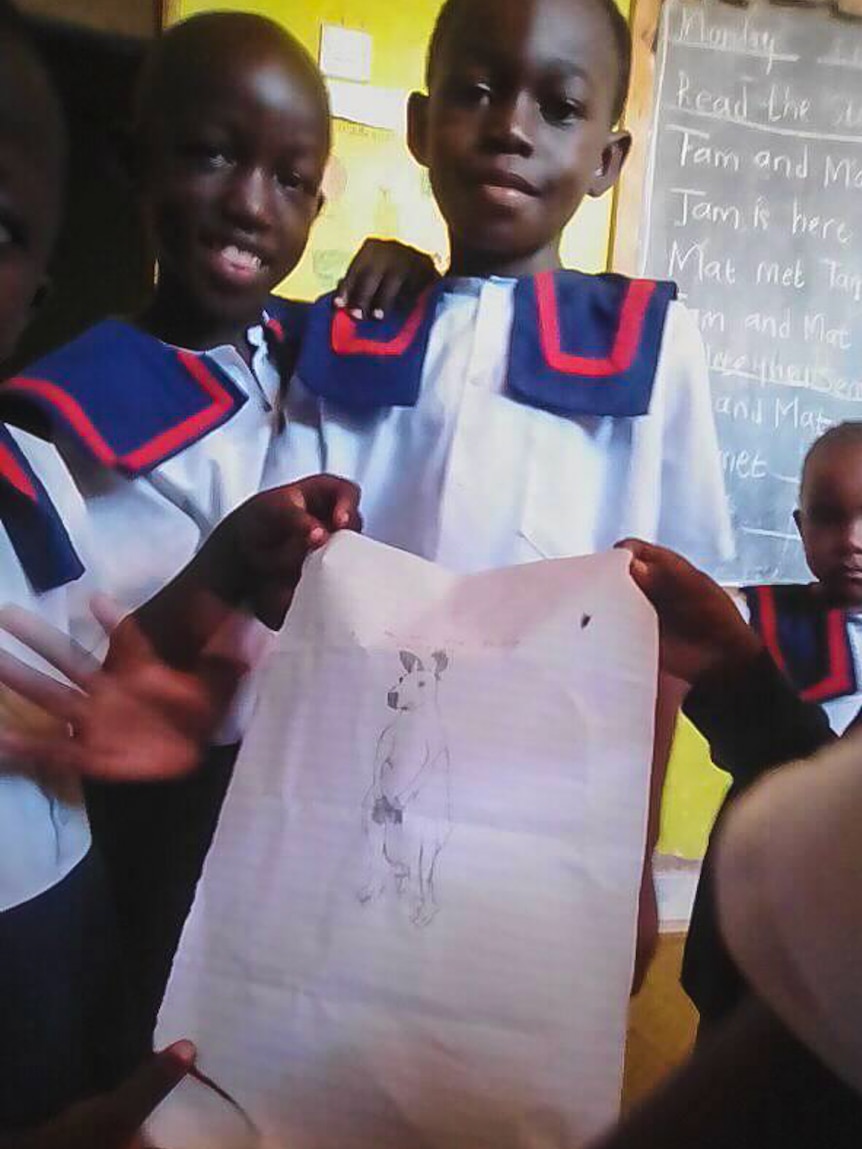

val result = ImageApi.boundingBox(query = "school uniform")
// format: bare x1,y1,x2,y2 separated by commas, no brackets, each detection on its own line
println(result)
683,582,862,1030
287,271,734,574
0,425,131,1130
0,303,310,1055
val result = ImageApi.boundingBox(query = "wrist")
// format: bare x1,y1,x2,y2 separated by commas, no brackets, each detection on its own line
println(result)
694,629,765,691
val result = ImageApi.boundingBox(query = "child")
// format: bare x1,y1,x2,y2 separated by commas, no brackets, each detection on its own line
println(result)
287,0,733,987
0,9,429,1046
683,422,862,1033
0,3,361,1129
0,5,225,1129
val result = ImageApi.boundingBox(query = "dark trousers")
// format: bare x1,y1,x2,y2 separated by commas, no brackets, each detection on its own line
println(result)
0,848,133,1131
85,743,239,1059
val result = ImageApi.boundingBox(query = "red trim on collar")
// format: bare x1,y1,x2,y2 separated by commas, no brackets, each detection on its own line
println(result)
0,442,38,501
265,316,285,342
535,271,657,378
755,585,854,702
9,352,236,474
755,585,788,677
331,290,433,357
805,609,854,703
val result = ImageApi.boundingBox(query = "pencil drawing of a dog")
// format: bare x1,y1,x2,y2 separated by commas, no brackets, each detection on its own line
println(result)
357,650,452,926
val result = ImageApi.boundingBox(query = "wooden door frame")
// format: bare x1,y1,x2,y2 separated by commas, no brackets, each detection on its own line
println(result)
610,0,663,274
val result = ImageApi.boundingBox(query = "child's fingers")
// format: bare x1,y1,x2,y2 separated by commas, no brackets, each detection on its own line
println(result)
0,606,99,685
0,727,84,776
343,266,385,320
296,475,361,531
373,272,411,320
96,1041,197,1143
88,594,127,638
0,648,84,725
333,489,362,532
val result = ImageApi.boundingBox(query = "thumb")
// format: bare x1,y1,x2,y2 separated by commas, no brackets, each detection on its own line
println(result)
99,1041,196,1141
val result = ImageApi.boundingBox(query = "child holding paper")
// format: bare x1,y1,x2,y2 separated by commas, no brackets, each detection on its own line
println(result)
288,0,733,989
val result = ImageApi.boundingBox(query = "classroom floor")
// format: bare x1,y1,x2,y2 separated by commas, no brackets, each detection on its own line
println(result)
622,932,697,1111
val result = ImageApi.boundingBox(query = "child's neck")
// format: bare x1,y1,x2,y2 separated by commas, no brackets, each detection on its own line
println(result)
447,241,563,280
137,282,258,362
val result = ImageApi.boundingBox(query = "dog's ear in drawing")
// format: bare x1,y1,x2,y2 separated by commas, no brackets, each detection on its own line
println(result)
432,651,449,679
400,651,423,673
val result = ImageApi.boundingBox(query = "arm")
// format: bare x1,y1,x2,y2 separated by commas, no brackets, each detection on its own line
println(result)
334,240,439,320
618,539,833,767
0,1042,194,1149
631,672,685,995
717,733,862,1094
133,475,361,667
589,997,862,1149
0,477,361,781
683,652,833,787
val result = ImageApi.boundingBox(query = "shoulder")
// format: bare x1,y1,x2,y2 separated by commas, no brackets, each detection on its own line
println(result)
266,295,313,342
12,319,143,377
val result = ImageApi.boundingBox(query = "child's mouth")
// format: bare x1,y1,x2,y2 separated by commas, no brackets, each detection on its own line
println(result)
210,243,265,283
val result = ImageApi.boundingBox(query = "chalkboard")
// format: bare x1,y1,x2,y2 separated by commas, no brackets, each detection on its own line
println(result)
642,0,862,583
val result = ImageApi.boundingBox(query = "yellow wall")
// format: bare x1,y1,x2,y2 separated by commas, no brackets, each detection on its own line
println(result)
172,0,725,862
171,0,622,297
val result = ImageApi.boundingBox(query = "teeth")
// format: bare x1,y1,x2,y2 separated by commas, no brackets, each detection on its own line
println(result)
222,244,261,271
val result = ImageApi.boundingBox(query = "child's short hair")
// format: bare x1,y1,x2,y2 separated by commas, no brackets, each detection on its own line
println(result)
135,11,330,140
426,0,632,125
802,422,862,486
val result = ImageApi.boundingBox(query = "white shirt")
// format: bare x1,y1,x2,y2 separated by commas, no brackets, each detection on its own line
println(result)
63,324,284,634
59,324,287,741
734,592,862,735
289,278,733,576
717,731,862,1095
0,429,93,912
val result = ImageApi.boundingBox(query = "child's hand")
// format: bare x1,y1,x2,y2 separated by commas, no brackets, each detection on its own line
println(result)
0,599,243,782
210,474,362,630
2,1040,195,1149
334,239,439,320
617,539,763,684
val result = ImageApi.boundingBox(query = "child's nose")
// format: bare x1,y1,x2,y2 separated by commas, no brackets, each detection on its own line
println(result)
485,92,535,157
223,167,271,230
848,518,862,552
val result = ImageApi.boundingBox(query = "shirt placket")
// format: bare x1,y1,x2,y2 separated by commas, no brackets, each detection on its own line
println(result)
436,282,510,569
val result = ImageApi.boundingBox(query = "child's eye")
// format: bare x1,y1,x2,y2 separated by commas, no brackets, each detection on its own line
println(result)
276,169,304,193
541,96,585,126
809,506,845,528
183,141,234,170
451,79,493,106
0,212,24,249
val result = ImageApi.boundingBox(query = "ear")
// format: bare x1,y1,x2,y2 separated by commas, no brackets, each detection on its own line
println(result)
587,131,632,199
400,651,421,672
793,508,803,536
432,651,449,677
407,91,431,169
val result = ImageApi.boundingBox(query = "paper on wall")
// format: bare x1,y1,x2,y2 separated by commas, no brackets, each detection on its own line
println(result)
325,78,407,132
150,534,657,1149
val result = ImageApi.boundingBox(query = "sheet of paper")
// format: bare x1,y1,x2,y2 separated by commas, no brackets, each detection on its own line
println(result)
325,79,406,132
151,535,657,1149
319,25,373,82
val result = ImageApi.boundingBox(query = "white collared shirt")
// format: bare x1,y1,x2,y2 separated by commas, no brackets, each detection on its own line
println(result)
63,323,284,629
0,428,93,912
288,277,733,576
